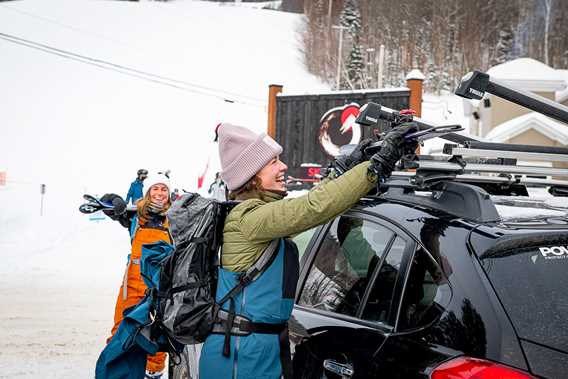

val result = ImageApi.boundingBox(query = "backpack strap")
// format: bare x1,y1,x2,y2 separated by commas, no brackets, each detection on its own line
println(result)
212,308,286,336
216,238,280,306
214,239,280,358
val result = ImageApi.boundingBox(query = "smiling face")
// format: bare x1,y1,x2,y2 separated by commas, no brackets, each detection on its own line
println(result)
256,156,288,192
148,183,169,206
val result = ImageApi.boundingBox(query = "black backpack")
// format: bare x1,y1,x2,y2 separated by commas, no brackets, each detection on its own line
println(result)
155,193,280,346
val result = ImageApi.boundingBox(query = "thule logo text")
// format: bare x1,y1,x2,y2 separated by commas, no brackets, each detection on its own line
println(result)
539,245,568,260
365,116,378,123
468,88,484,98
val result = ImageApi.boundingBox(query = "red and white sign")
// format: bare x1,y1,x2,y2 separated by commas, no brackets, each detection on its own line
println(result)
318,103,362,157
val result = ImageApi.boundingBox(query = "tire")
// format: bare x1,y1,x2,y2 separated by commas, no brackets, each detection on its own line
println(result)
169,345,201,379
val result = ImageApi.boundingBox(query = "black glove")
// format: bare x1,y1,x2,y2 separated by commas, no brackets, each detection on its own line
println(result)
369,122,418,180
100,193,127,218
329,138,375,176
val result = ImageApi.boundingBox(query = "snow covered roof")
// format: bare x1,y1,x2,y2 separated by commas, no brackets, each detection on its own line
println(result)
485,112,568,145
556,69,568,103
406,69,425,81
487,58,566,92
278,87,409,97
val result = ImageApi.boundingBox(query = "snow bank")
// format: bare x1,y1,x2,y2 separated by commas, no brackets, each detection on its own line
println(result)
0,1,328,377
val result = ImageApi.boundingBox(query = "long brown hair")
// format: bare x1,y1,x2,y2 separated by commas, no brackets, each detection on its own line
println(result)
228,175,263,200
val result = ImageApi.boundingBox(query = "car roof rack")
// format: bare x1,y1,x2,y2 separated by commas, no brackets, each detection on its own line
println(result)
444,142,568,162
375,179,502,223
400,140,568,189
355,73,568,222
368,143,568,222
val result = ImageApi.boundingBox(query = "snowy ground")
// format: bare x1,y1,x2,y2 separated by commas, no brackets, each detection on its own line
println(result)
0,1,327,377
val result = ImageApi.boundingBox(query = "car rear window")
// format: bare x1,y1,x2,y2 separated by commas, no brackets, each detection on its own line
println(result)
480,236,568,352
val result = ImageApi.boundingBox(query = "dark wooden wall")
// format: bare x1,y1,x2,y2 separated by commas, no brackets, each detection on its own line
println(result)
275,90,410,180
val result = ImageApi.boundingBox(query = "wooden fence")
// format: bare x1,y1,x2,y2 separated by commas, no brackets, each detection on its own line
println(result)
274,89,411,181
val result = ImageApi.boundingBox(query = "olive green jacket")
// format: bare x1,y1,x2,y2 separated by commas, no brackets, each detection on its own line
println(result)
221,161,375,271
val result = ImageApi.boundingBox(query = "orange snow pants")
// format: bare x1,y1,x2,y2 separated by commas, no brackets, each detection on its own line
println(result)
107,223,171,373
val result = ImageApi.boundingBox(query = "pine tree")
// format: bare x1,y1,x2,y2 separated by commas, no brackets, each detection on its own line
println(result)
339,0,364,89
347,44,365,88
493,28,514,65
340,0,362,38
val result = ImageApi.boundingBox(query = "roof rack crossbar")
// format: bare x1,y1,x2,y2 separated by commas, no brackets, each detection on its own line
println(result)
463,141,568,155
455,70,568,125
390,171,568,188
411,161,568,177
450,147,568,163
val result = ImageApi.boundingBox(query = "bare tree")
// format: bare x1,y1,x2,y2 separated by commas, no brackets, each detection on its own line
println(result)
301,0,568,92
542,0,554,65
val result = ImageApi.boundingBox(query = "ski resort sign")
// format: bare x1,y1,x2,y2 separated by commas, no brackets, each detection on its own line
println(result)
319,103,362,157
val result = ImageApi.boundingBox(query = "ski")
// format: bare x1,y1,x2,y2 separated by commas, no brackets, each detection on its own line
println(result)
79,194,114,214
403,124,464,141
355,102,473,143
79,194,137,215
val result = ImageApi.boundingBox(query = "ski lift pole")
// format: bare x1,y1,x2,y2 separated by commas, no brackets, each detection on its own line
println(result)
455,70,568,126
40,183,46,216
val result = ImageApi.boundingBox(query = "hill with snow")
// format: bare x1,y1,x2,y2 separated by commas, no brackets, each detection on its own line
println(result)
0,1,327,377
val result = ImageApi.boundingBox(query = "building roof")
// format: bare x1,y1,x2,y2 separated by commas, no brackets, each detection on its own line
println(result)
556,69,568,103
487,58,566,92
485,112,568,145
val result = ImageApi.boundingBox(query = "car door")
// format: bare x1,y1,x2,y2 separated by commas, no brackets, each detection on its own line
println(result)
290,212,415,379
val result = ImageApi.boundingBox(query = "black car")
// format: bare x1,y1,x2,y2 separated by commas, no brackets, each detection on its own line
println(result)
172,177,568,379
288,184,568,379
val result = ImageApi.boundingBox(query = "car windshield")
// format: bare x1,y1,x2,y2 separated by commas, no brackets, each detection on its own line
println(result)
480,238,568,352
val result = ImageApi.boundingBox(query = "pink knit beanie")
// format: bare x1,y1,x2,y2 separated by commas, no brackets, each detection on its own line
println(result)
217,123,283,191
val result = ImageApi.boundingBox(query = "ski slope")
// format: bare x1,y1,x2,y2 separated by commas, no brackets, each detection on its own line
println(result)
0,1,327,377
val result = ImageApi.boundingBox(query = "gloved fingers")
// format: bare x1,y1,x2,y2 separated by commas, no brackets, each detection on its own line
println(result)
403,139,420,155
391,121,419,137
101,193,121,203
112,197,127,215
356,138,377,160
103,209,114,217
356,138,375,151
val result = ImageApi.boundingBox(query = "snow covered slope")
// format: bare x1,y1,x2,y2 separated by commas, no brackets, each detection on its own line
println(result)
0,1,327,377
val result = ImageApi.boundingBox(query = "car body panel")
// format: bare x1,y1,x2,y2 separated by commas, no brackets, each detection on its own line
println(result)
290,198,568,378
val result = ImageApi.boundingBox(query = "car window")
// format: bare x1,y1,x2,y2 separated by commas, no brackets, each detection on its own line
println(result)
480,239,568,352
396,248,451,331
298,216,395,318
361,236,406,324
292,227,317,260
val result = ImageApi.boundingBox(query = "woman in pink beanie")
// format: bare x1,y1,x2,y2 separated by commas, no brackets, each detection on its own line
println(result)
199,122,417,379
